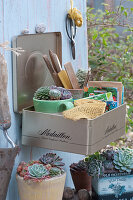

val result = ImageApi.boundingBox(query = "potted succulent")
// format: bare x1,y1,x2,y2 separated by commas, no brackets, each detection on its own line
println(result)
33,86,74,113
16,153,66,200
67,69,88,101
70,160,92,194
70,152,105,194
76,69,88,89
85,147,133,200
70,147,133,199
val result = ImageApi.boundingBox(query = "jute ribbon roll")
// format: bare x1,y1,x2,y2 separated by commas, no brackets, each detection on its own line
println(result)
68,0,83,27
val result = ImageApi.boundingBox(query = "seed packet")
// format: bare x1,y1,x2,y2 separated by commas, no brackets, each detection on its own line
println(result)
84,87,119,106
106,101,118,111
86,92,113,102
87,81,123,105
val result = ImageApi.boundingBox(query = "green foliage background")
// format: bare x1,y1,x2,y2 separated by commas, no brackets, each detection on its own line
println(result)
87,1,133,133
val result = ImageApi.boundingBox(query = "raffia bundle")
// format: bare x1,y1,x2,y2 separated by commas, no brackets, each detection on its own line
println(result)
63,99,106,121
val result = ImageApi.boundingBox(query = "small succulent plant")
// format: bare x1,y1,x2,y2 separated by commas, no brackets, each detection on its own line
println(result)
39,153,65,167
85,152,106,163
61,90,72,100
49,89,61,100
113,148,133,173
87,160,104,177
77,160,88,171
34,86,50,100
102,148,115,160
103,160,114,170
70,160,88,172
57,87,66,94
28,164,49,178
76,69,88,89
49,167,62,177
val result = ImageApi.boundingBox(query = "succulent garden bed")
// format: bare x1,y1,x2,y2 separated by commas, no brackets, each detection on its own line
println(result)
91,148,133,200
16,153,66,200
70,147,133,200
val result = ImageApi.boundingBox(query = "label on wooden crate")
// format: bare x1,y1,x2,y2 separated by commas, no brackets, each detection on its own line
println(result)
38,128,72,142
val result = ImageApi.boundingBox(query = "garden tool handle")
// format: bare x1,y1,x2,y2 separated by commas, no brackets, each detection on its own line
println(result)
0,54,15,148
0,54,11,131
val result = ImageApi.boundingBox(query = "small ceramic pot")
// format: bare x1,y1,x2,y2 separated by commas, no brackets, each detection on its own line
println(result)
33,98,74,113
16,172,66,200
70,168,92,193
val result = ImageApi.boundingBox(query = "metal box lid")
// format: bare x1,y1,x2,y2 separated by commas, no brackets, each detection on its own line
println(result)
12,33,62,113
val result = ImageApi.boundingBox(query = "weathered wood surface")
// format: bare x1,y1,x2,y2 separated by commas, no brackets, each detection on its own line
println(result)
0,0,88,200
0,54,11,128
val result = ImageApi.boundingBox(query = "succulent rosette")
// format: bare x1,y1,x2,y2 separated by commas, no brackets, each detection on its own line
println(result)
49,89,61,100
70,160,88,172
113,148,133,173
103,160,114,171
102,148,115,160
87,160,104,177
17,153,65,182
34,86,50,100
39,153,65,167
61,90,72,100
49,167,62,177
28,164,49,178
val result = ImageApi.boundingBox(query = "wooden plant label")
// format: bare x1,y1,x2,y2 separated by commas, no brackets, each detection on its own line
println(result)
64,62,80,89
58,70,73,89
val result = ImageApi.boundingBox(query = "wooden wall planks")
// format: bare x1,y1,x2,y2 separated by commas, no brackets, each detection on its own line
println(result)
0,0,88,199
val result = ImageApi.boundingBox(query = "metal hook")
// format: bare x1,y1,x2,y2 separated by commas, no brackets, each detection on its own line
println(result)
3,129,16,148
0,124,16,148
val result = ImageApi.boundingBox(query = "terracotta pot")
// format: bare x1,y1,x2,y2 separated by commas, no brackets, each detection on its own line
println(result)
70,168,92,192
0,147,19,200
16,172,66,200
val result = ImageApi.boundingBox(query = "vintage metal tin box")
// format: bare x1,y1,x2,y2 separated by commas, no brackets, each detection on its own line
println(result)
92,173,133,200
12,33,126,155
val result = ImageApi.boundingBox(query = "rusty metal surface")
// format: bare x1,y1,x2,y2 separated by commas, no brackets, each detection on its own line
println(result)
0,147,19,200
